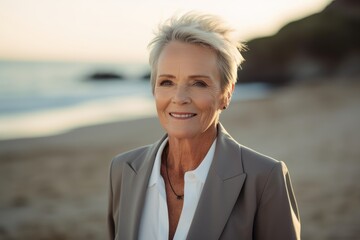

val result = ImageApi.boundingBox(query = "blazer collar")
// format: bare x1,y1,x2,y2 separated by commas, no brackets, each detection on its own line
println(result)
117,136,166,240
187,123,247,239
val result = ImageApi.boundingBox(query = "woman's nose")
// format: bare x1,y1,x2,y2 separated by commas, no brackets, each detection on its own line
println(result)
171,86,191,104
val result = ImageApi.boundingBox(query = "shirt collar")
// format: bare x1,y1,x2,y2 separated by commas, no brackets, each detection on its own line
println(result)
148,137,168,187
148,137,217,187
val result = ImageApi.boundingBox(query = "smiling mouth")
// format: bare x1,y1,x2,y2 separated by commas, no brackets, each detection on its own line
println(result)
169,112,197,119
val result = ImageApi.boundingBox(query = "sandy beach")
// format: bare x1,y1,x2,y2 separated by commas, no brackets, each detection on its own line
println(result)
0,79,359,240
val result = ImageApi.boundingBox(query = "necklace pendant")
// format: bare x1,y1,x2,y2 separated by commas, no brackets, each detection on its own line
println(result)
177,195,184,200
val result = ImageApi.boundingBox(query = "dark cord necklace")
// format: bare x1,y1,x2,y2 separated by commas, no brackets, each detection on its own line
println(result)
164,146,184,200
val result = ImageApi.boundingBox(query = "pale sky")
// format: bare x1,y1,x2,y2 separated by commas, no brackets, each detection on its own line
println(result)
0,0,331,63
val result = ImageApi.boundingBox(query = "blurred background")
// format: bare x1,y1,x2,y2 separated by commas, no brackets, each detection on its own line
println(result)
0,0,359,239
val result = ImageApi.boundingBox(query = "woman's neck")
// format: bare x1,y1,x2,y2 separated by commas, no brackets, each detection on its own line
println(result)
165,127,217,175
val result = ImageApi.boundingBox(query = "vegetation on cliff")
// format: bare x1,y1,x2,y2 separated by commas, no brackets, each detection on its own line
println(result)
238,0,360,84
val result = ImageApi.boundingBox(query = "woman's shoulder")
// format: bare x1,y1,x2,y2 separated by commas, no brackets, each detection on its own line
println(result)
111,144,154,167
238,144,289,181
219,124,285,176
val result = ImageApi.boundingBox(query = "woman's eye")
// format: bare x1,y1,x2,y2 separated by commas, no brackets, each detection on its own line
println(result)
193,81,207,87
159,80,173,86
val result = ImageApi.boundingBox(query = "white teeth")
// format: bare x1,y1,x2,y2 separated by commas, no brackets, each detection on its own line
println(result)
170,113,196,118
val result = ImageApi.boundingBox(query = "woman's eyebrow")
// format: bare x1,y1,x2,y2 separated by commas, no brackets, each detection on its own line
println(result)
189,75,211,79
158,74,176,78
157,74,211,79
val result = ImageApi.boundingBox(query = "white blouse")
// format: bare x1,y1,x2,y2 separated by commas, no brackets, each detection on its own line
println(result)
138,137,217,240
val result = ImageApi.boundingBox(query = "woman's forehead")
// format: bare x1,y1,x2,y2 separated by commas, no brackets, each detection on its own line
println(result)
157,41,219,77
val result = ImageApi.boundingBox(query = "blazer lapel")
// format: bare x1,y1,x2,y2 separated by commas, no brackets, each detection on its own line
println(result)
117,136,166,240
187,124,247,240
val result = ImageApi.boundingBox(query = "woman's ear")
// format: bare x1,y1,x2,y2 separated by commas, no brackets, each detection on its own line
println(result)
227,83,235,102
228,83,235,101
222,83,235,110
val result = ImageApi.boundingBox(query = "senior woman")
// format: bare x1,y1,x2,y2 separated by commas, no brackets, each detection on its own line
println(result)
108,12,300,240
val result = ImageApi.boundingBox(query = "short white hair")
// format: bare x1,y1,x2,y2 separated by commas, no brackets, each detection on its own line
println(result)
148,12,245,93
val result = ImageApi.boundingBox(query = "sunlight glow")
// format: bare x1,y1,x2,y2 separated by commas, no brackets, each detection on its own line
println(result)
0,0,332,62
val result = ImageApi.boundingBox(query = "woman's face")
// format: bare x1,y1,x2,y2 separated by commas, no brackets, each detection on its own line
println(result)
154,41,228,140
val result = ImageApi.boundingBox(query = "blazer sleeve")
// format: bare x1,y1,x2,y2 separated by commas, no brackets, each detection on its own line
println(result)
253,161,301,240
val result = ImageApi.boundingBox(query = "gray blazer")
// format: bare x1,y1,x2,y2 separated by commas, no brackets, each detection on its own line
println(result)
108,123,301,239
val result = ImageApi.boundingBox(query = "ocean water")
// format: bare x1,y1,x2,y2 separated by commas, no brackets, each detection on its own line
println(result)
0,60,270,140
